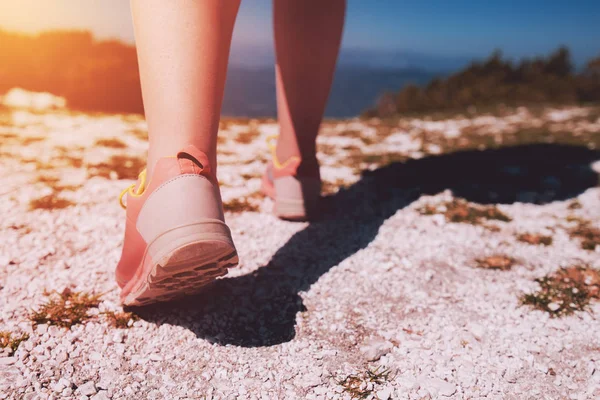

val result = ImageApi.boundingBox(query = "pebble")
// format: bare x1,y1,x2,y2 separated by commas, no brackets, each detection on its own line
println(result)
360,338,394,361
91,391,110,400
547,303,561,312
0,357,16,365
421,378,457,397
78,381,97,396
376,386,393,400
1,105,600,399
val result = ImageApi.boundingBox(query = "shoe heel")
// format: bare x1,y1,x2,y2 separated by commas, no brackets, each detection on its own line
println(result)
121,174,239,306
273,176,321,221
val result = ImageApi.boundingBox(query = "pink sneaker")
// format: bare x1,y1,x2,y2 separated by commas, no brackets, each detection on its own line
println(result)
116,145,238,306
261,136,321,221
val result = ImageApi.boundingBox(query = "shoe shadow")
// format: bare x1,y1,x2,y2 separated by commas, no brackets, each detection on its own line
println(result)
133,143,600,347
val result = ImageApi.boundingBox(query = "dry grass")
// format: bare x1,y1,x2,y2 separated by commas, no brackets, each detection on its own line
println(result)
33,175,81,193
337,367,393,399
34,174,60,185
87,154,145,180
22,154,84,170
128,129,148,141
518,233,553,246
475,255,515,271
236,128,260,144
322,179,349,196
570,222,600,251
94,137,127,149
223,197,259,213
521,265,600,317
102,311,138,329
60,155,84,169
20,136,45,145
29,193,75,210
568,200,583,210
30,288,101,328
420,198,511,225
8,223,32,234
0,132,18,141
0,331,29,356
241,173,261,180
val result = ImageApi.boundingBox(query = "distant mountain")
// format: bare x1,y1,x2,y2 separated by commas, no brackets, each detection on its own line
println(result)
222,66,439,118
229,43,472,71
224,44,469,117
337,48,472,71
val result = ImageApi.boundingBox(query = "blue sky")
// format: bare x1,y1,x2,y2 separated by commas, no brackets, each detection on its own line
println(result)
342,1,600,62
1,0,599,65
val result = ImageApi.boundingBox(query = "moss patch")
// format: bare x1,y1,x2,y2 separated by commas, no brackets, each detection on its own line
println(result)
87,155,145,180
236,128,259,144
223,197,259,213
420,198,511,225
0,331,29,356
102,311,139,329
337,367,393,399
128,129,148,141
475,255,515,271
20,136,45,145
95,138,127,148
521,266,600,317
567,200,582,210
518,233,553,246
29,193,75,210
30,288,101,328
33,175,81,194
322,179,349,195
570,222,600,251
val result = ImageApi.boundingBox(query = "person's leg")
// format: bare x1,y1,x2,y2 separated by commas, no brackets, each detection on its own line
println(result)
117,0,241,306
130,0,241,176
273,0,346,177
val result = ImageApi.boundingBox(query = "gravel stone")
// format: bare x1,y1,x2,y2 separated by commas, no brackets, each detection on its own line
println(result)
420,378,457,397
78,381,97,396
376,386,393,400
1,99,600,398
360,338,394,361
91,391,110,400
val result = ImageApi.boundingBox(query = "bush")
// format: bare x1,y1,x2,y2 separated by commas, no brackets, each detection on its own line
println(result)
0,30,143,113
365,47,600,117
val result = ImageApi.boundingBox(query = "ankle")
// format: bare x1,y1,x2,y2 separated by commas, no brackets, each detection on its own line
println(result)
147,144,217,178
274,140,319,179
296,155,320,179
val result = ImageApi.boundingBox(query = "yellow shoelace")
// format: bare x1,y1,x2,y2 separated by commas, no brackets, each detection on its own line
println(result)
118,168,147,210
266,134,300,170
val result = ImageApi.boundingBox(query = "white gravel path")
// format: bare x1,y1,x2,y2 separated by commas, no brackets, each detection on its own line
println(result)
1,91,600,399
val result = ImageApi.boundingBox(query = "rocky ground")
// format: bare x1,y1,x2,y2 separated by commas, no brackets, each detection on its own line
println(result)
1,89,600,399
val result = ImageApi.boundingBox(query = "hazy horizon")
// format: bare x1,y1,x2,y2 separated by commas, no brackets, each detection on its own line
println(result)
1,0,599,67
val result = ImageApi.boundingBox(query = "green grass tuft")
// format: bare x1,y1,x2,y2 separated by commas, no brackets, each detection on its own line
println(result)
337,367,394,399
521,266,600,317
30,289,102,328
0,331,30,356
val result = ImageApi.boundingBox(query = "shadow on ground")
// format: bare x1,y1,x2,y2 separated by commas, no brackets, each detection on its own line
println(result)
133,144,600,347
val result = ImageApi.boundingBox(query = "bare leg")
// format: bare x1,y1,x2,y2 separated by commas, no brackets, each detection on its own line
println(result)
130,0,241,176
273,0,346,177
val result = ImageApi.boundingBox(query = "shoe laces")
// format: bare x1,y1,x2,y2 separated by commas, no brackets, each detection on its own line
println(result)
266,134,300,170
118,168,147,209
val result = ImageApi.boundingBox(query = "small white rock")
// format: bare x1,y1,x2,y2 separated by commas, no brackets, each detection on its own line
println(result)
360,338,394,361
91,390,110,400
376,386,393,400
547,302,561,312
78,381,97,396
422,378,456,397
0,357,16,365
